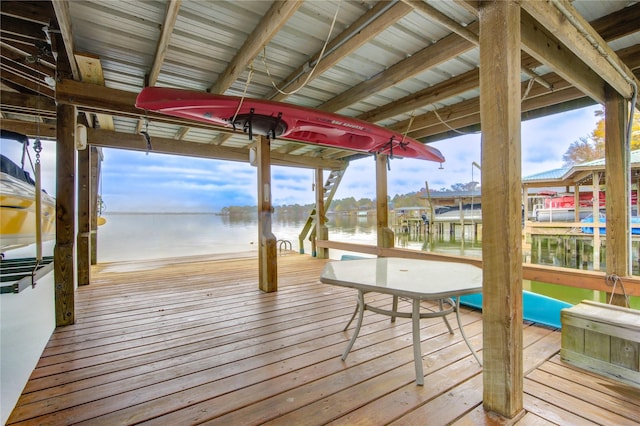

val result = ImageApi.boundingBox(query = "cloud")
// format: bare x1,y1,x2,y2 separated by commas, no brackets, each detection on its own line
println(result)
28,105,603,212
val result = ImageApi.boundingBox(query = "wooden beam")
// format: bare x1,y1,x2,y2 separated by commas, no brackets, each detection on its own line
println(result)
605,86,631,300
520,10,606,105
0,66,55,98
85,127,346,170
315,168,328,259
269,1,412,101
589,2,640,42
147,0,182,86
521,0,634,100
208,1,302,94
358,69,480,124
376,154,394,249
54,103,76,326
256,135,277,292
318,22,478,113
50,0,80,80
0,90,56,117
479,1,522,417
90,147,102,265
0,118,57,138
402,0,478,44
76,146,91,286
317,240,640,296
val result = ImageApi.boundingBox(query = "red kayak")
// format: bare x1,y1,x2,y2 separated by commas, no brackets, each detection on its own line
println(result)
136,87,445,163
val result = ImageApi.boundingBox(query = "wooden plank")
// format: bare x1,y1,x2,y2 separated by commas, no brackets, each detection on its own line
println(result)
523,393,600,426
257,135,277,292
478,1,523,417
54,103,76,326
526,368,640,424
126,314,485,424
8,255,628,424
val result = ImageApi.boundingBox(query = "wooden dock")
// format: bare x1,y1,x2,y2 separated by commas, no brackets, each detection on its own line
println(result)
6,254,640,424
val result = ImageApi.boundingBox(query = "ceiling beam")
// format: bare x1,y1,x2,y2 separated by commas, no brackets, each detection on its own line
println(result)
521,0,635,100
50,0,80,80
0,90,56,117
318,22,478,113
208,0,303,94
0,118,57,139
358,68,479,124
86,128,346,170
0,1,55,24
268,1,412,102
147,0,182,86
520,10,606,104
589,2,640,42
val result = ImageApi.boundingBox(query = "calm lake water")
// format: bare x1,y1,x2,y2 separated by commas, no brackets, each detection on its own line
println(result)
7,213,636,308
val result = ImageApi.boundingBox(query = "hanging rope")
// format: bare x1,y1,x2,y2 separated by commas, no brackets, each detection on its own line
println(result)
262,0,341,96
605,274,630,308
230,63,255,129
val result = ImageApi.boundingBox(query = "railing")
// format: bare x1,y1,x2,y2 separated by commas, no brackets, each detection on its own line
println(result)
315,239,640,297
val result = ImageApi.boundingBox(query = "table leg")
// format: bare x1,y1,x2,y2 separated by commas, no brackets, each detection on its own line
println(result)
455,297,482,366
391,295,398,323
412,298,424,386
342,289,365,360
439,298,454,334
343,303,359,331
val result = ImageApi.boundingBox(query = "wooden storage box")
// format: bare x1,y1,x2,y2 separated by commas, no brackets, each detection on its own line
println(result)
561,300,640,387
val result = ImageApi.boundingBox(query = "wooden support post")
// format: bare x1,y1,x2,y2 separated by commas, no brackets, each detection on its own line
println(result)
376,154,394,249
592,172,601,271
574,185,580,223
315,168,329,259
605,86,630,305
54,103,77,325
77,145,91,285
89,147,102,265
479,0,523,417
256,135,277,292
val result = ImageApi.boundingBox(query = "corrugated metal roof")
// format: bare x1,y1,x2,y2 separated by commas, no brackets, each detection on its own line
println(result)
1,0,638,166
523,168,570,182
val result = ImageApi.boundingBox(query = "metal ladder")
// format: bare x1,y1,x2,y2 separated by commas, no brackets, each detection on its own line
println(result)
298,168,346,255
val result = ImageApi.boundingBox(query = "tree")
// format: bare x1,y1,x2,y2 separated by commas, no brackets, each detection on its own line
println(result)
562,136,604,166
562,111,640,167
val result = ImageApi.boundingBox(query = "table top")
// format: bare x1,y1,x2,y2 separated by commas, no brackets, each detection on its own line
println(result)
320,257,482,299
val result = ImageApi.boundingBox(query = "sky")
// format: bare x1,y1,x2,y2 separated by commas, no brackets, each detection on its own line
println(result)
31,104,601,213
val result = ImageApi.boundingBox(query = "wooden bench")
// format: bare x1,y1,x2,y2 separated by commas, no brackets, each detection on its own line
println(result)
561,300,640,388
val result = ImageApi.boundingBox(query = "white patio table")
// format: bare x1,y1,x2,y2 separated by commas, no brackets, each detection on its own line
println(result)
320,257,483,385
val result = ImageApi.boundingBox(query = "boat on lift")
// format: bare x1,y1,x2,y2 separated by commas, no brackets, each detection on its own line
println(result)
532,190,638,222
0,130,55,254
135,87,445,163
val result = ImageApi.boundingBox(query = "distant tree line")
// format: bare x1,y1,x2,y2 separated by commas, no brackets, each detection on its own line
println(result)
219,183,479,216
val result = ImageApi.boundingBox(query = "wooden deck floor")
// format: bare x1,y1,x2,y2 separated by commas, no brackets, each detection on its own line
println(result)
7,254,640,425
